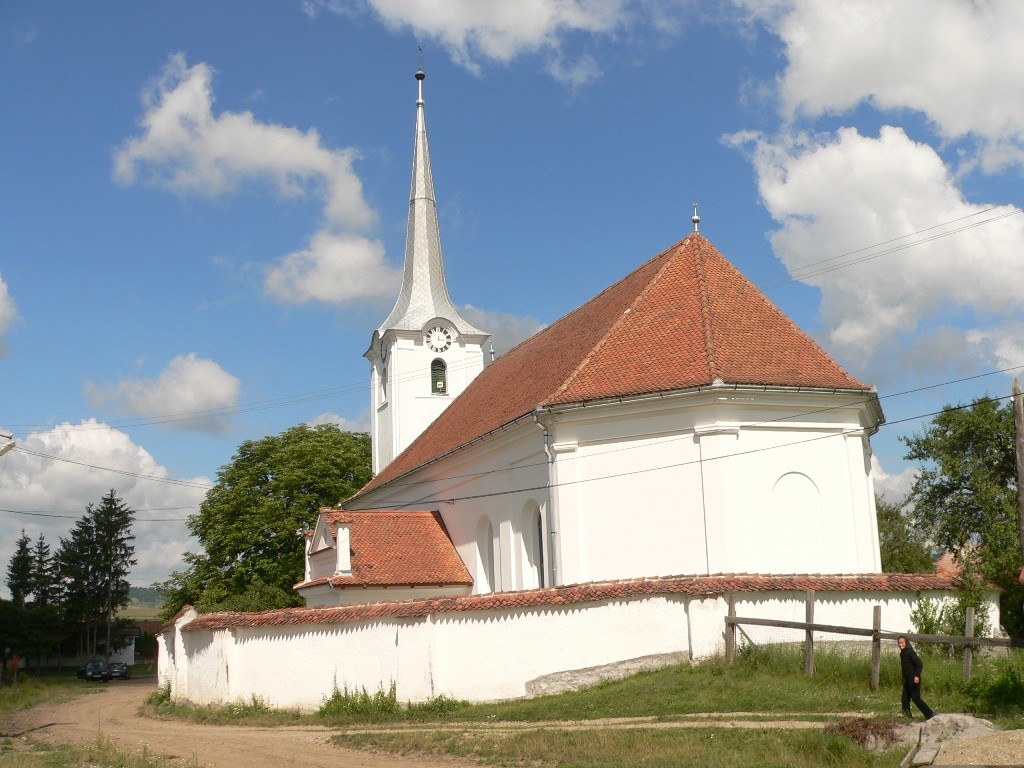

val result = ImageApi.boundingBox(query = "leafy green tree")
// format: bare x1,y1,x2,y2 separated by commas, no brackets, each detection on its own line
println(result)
902,396,1024,637
876,495,934,573
5,530,33,606
161,425,372,617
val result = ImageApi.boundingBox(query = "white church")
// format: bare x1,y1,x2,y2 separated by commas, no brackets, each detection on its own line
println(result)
159,71,996,708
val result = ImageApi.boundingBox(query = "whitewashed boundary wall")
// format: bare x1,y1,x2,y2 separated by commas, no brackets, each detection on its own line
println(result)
157,574,998,710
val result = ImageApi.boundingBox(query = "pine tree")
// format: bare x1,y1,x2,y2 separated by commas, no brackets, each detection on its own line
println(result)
30,534,56,607
5,530,33,606
56,491,137,660
91,490,137,662
58,511,101,656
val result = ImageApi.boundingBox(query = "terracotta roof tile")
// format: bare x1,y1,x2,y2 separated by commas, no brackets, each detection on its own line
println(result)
186,572,958,632
294,509,471,590
355,234,871,498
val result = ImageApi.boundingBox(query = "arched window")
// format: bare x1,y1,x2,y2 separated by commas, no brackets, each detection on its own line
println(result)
380,366,388,402
521,502,544,589
431,358,447,395
476,516,496,593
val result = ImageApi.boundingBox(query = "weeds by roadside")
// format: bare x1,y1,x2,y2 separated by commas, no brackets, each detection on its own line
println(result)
0,735,197,768
131,646,1023,768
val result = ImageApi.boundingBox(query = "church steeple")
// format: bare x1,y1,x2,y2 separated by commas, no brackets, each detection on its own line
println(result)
367,69,489,474
376,68,483,336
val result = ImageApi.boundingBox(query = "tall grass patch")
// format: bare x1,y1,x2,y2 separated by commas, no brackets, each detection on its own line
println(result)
337,726,906,768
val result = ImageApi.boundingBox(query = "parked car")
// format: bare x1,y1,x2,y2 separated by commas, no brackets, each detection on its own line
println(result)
106,662,130,680
81,660,109,682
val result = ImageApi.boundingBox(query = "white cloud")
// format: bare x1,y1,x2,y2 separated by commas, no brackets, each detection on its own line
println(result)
308,410,371,433
459,304,545,356
114,53,375,231
0,273,16,355
314,0,685,86
114,53,416,307
729,126,1024,363
871,454,917,504
965,327,1024,377
85,353,241,434
737,0,1024,171
0,421,209,597
264,232,401,305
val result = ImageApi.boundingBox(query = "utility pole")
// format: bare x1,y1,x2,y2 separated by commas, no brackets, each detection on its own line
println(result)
1013,379,1024,586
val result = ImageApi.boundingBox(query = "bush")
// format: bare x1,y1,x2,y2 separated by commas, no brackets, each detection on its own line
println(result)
965,662,1024,712
225,694,272,717
407,693,469,719
146,681,171,706
910,591,991,657
318,681,399,719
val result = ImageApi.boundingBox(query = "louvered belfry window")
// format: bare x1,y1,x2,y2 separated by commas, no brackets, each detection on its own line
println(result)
431,358,447,394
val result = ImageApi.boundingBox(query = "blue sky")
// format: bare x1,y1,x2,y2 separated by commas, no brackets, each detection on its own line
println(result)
3,1,1023,592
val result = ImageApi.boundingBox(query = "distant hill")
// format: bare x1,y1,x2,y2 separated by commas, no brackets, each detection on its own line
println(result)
129,586,167,606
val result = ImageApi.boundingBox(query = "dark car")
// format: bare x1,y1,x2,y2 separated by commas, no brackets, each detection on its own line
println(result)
106,662,130,680
81,660,109,682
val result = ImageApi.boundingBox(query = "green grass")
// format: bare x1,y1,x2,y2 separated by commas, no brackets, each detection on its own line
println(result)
318,648,1023,767
337,726,907,768
0,677,96,716
131,646,1024,767
0,736,194,768
141,645,1024,727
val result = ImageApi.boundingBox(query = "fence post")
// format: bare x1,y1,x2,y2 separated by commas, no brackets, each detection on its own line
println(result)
870,605,881,690
804,590,815,676
962,606,975,683
725,591,736,663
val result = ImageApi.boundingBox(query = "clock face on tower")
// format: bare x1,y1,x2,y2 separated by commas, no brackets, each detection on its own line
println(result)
425,326,452,353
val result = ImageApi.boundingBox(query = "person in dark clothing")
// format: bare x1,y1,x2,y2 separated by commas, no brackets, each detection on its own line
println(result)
898,635,935,720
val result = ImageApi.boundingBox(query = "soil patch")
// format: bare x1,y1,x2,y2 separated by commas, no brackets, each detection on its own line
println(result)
0,680,468,768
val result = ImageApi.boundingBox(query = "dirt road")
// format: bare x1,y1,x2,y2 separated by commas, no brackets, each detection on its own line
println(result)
4,679,1022,766
1,679,464,768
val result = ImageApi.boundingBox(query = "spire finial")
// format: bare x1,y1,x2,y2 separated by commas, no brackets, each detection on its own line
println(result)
416,46,425,105
691,202,701,233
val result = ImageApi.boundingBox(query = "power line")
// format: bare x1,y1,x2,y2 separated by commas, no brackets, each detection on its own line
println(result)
5,207,1019,435
10,447,213,490
6,372,1018,523
356,360,1024,498
3,208,1022,495
352,391,1022,511
0,507,192,522
757,205,1023,288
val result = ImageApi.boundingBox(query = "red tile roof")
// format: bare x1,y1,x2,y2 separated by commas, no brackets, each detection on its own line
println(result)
354,233,873,497
293,509,471,590
184,572,961,632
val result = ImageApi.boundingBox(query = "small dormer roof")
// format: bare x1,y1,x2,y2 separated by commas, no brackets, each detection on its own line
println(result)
295,508,472,591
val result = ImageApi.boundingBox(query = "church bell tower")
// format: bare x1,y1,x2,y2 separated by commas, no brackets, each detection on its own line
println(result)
366,69,490,474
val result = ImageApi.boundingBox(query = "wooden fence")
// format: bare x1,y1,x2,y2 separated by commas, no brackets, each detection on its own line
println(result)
724,590,1023,689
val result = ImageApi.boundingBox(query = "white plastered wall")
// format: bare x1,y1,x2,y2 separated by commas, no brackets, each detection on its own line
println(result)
160,587,999,709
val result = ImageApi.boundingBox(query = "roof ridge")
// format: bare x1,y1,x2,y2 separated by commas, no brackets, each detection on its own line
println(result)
692,235,721,382
701,239,858,385
549,241,683,402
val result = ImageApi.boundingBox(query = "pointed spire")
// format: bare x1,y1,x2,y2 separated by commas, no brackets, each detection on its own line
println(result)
377,68,484,336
